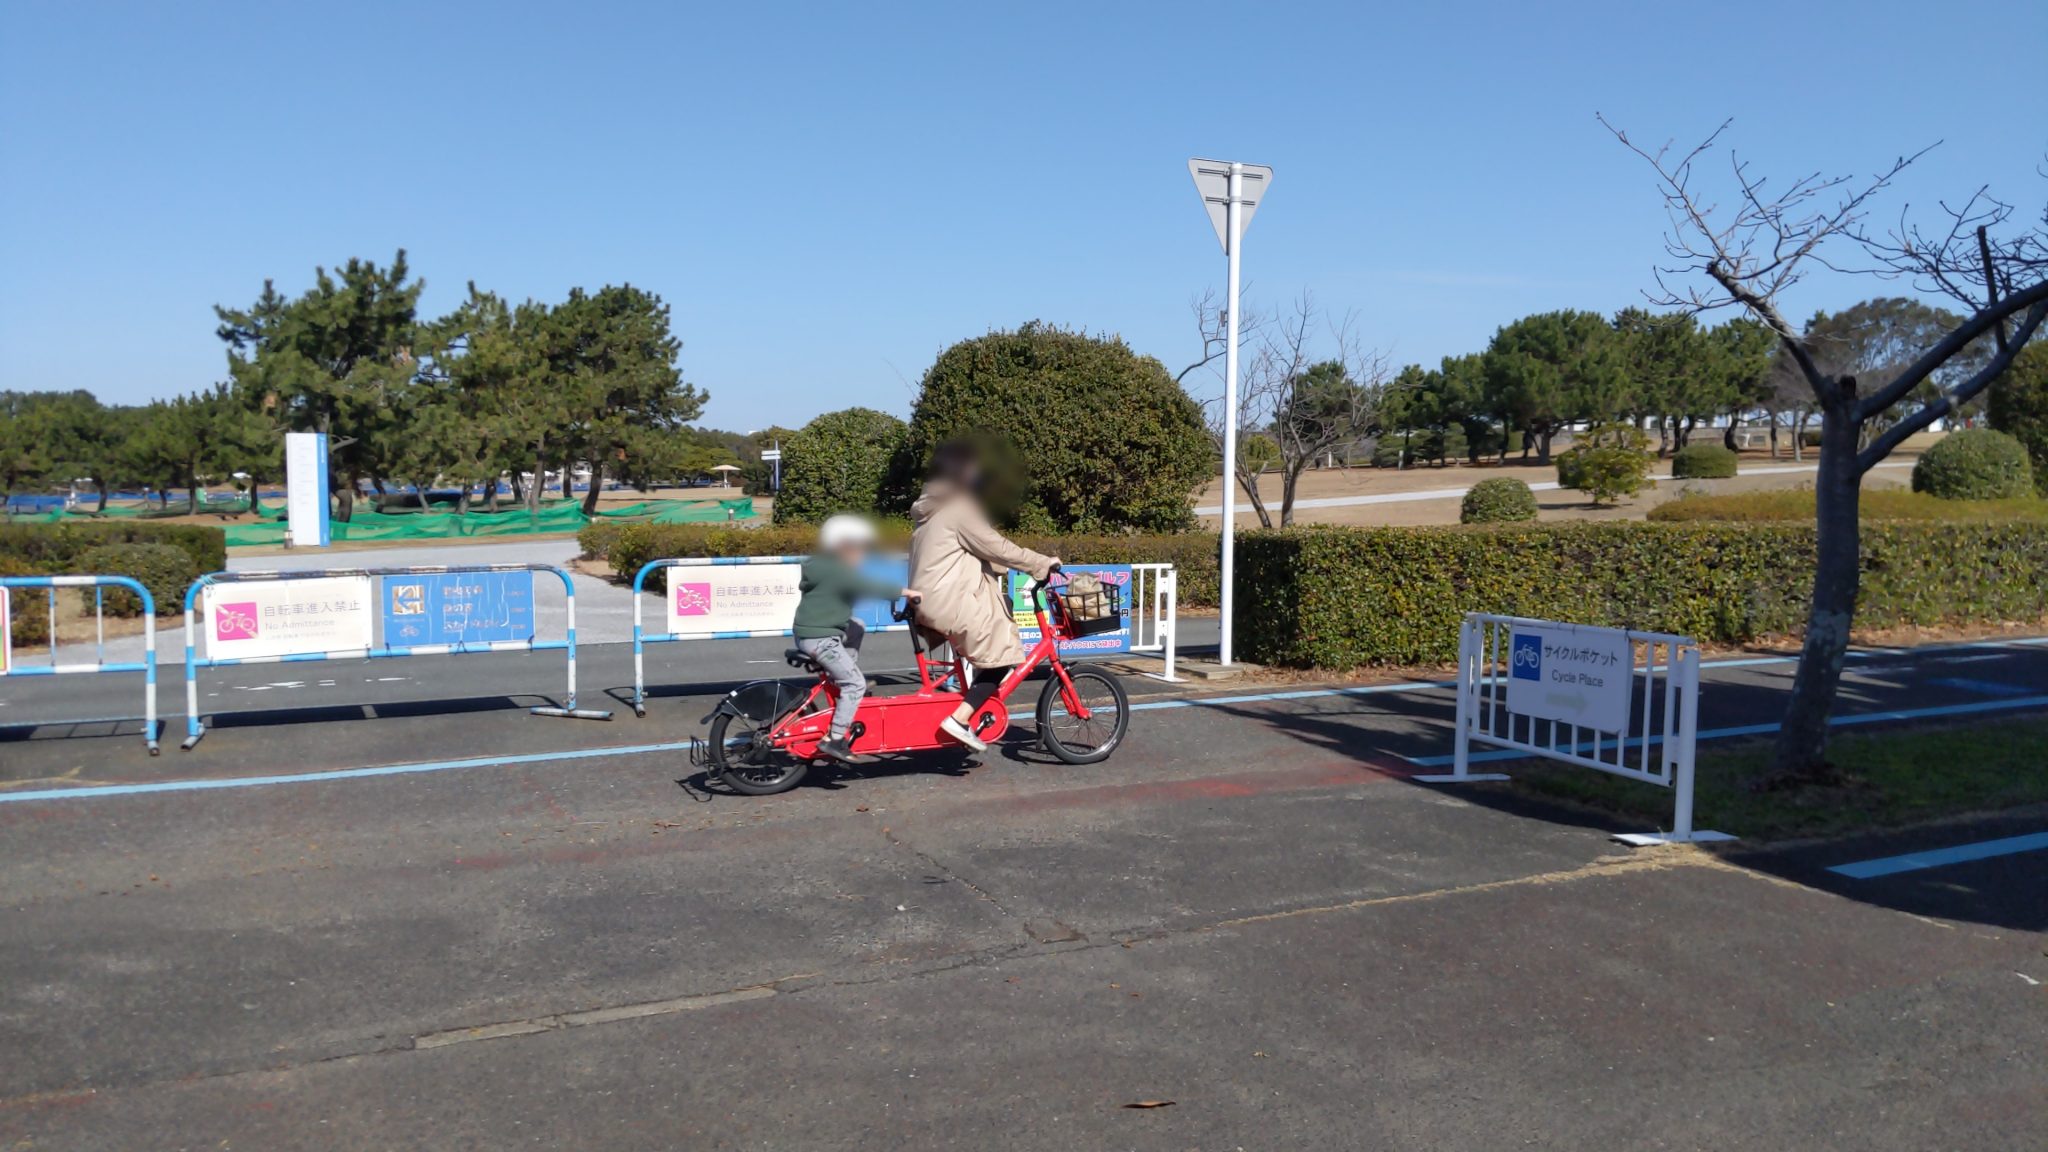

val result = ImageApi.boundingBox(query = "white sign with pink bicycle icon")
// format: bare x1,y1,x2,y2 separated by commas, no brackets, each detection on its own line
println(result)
663,563,803,635
202,576,375,660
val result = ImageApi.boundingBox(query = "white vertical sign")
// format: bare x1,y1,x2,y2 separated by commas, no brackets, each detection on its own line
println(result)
0,585,12,674
285,432,330,548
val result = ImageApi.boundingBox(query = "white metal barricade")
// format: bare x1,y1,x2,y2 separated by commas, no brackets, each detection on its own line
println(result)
1422,613,1730,845
0,575,161,754
1127,563,1180,682
180,564,611,750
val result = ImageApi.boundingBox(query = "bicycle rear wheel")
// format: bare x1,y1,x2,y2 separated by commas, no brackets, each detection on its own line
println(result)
1036,666,1129,764
707,709,809,795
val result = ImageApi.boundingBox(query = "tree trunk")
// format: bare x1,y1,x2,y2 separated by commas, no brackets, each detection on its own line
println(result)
581,459,604,516
335,475,355,522
1280,462,1310,527
187,467,201,514
1723,421,1740,453
1770,395,1863,783
527,447,545,515
95,481,109,513
1536,428,1554,464
1233,464,1273,529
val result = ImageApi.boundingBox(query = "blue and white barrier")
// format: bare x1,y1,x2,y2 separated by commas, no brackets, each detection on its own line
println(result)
628,555,910,716
179,563,612,750
0,575,161,754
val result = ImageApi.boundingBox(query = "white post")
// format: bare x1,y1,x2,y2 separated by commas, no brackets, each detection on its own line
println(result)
1160,570,1179,682
1416,614,1510,784
1671,646,1701,839
1451,618,1474,778
1219,161,1243,666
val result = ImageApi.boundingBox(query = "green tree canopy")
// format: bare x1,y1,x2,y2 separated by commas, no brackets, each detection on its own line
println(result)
214,251,424,518
1483,310,1626,460
772,407,909,524
1988,340,2048,493
905,322,1209,532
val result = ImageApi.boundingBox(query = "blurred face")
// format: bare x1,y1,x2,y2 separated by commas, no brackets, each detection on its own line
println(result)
831,541,869,567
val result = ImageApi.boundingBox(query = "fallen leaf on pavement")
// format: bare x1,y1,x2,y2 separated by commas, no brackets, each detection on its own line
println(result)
1122,1100,1176,1110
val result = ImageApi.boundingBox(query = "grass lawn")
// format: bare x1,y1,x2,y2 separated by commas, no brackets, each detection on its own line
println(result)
1505,715,2048,841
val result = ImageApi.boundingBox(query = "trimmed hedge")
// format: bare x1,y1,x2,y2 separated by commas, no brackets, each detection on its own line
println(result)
1912,429,2033,500
596,521,1222,607
1460,477,1538,524
1671,443,1739,479
0,521,226,576
75,543,197,617
1649,488,2048,523
1236,522,2048,668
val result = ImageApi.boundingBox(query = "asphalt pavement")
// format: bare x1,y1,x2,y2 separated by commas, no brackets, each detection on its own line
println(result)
1,631,2044,1149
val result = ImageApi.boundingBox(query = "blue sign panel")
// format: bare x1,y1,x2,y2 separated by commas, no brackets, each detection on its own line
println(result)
380,571,536,646
1511,633,1543,681
1012,564,1133,656
851,557,913,632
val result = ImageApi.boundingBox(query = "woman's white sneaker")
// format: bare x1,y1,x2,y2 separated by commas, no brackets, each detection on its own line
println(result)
939,715,988,753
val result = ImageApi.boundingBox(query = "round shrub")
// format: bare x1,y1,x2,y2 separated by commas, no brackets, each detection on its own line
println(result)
904,322,1211,532
74,543,197,617
772,407,909,525
1911,429,2034,500
1556,424,1653,505
1671,443,1739,480
1460,477,1539,524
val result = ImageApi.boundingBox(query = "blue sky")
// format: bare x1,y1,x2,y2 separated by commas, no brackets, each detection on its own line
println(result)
3,0,2043,431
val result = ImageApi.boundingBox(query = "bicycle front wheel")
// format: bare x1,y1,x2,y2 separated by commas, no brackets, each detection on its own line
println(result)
1036,666,1129,765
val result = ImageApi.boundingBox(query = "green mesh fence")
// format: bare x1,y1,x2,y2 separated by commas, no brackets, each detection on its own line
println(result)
7,497,754,547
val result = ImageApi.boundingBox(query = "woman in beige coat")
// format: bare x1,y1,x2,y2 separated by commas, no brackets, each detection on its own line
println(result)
908,442,1058,751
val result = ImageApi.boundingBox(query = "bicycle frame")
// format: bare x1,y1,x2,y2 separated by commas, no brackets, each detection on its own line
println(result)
758,581,1095,761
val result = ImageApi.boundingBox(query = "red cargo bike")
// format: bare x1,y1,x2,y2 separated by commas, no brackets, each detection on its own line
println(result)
695,572,1130,795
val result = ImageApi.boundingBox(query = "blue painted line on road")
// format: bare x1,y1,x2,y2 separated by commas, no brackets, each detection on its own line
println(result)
1927,677,2034,698
1828,831,2048,879
0,741,699,804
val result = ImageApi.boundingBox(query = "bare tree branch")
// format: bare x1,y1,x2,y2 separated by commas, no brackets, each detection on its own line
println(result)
1856,296,2048,468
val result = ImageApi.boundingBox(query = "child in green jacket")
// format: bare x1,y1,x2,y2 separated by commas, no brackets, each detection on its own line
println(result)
794,515,920,763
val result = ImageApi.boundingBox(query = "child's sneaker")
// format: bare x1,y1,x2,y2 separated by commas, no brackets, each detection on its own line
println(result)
817,736,868,764
939,715,988,753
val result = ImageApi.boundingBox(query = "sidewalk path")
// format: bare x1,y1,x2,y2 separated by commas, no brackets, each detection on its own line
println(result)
1194,460,1912,515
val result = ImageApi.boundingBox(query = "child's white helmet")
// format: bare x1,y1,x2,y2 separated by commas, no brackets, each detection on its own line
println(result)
818,514,878,550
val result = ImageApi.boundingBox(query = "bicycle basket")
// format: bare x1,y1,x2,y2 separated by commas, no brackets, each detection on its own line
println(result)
1057,573,1124,637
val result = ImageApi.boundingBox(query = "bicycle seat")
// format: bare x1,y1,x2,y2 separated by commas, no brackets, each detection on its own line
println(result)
784,647,824,673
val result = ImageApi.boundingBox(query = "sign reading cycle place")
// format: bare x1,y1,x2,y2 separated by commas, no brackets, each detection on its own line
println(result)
203,576,374,660
1506,622,1633,732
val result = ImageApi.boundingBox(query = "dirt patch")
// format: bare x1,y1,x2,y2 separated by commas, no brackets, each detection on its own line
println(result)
1196,442,1928,529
